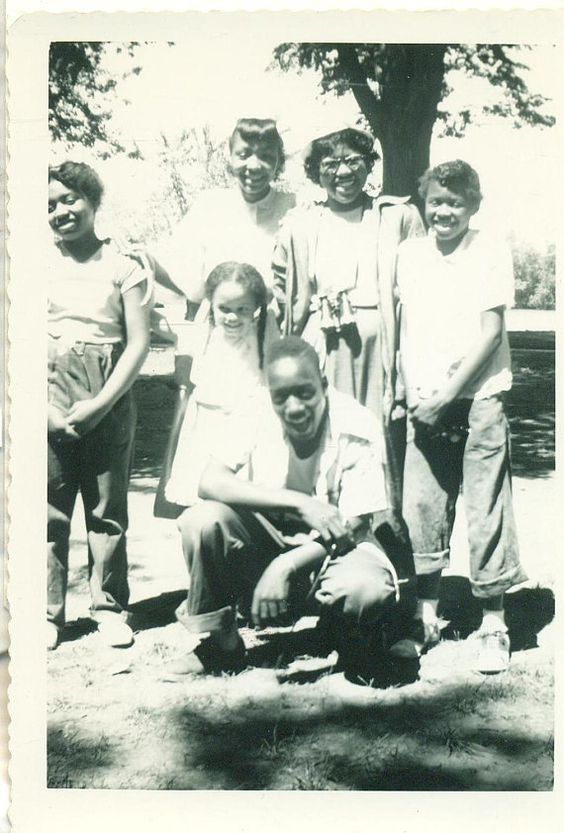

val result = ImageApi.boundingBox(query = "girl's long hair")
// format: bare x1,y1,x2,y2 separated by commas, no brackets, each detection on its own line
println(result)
205,262,269,368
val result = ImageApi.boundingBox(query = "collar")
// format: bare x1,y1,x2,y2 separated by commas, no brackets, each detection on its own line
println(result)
427,227,478,261
325,386,378,445
237,186,277,214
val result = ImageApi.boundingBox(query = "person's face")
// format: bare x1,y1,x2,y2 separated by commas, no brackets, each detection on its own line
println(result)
318,142,369,210
267,355,328,446
48,180,96,242
229,133,279,203
424,181,475,249
211,280,258,341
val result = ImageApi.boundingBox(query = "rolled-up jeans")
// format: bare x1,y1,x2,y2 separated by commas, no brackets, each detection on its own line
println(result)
48,340,136,626
402,394,527,599
175,501,406,634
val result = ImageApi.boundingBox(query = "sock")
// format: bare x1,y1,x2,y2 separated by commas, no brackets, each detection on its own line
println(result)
481,609,507,633
416,598,439,623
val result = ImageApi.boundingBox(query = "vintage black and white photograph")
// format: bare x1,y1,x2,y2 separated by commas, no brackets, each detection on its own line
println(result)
7,8,559,817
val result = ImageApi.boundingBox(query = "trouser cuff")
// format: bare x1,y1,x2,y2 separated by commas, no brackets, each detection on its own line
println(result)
471,565,529,599
413,549,450,575
175,601,236,634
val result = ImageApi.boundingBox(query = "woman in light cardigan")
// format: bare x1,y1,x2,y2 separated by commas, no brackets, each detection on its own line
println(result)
272,127,425,514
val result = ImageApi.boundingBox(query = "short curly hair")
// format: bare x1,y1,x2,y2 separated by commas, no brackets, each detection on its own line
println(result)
229,118,286,177
265,335,322,378
48,161,104,212
304,128,379,185
418,160,483,212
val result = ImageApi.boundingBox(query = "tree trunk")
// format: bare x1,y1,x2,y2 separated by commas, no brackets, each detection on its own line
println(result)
377,45,447,199
378,118,435,198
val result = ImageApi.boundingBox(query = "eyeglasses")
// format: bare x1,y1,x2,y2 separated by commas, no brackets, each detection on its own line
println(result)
319,155,366,176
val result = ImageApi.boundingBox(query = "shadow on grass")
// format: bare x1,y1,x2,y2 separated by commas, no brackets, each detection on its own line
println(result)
129,590,187,631
131,375,177,483
165,682,553,790
506,347,555,479
48,726,116,788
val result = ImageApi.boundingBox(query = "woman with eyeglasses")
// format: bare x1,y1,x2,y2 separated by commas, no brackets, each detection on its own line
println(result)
273,126,425,513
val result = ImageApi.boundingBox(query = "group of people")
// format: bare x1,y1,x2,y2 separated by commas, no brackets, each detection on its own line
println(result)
46,116,527,682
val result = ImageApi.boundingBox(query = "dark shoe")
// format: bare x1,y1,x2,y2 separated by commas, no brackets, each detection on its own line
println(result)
161,635,247,681
388,617,443,660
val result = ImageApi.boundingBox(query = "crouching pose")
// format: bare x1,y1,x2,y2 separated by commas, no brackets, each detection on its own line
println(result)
171,336,415,679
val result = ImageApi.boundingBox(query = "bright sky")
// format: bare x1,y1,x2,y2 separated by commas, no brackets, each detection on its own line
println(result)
89,40,561,245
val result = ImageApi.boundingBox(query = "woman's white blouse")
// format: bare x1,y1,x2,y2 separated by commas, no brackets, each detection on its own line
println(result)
155,187,296,301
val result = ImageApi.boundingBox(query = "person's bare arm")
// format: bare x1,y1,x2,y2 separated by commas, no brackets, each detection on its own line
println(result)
66,283,152,435
250,516,369,627
199,458,353,549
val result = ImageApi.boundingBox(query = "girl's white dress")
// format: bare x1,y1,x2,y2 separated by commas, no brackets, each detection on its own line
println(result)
164,322,271,507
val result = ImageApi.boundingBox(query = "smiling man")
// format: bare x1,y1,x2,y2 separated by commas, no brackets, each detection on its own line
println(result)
170,336,415,679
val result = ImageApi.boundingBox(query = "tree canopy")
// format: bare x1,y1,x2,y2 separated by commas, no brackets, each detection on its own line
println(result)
49,42,143,158
273,43,555,195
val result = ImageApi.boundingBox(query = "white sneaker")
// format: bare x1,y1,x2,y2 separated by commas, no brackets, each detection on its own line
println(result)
46,622,60,651
97,618,134,648
472,628,510,674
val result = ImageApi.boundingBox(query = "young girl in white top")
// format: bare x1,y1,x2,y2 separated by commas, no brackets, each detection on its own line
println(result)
164,262,276,508
47,161,152,650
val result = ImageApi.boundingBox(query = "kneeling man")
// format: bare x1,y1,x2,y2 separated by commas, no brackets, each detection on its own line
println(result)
173,336,414,676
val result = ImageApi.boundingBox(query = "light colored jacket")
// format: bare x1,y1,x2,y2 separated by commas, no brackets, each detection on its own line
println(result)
271,193,425,512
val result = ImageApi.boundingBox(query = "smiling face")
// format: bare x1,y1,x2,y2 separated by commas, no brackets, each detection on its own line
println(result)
48,179,96,242
211,280,258,341
318,142,369,211
267,355,328,449
424,180,476,252
229,133,279,203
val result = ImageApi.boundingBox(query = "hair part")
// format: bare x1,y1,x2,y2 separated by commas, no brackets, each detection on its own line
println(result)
48,161,104,212
265,335,322,378
418,159,483,211
205,261,269,368
229,117,286,176
304,127,379,185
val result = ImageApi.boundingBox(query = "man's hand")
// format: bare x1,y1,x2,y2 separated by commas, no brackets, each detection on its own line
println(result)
295,496,355,553
251,557,293,628
409,394,450,433
48,405,80,443
66,398,109,436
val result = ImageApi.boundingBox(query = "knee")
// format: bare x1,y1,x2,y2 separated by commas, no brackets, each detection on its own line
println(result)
341,576,397,624
316,545,399,625
176,500,234,545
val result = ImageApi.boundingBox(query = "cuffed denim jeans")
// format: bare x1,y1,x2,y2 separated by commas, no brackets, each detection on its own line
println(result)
402,395,527,599
48,341,136,627
175,501,407,634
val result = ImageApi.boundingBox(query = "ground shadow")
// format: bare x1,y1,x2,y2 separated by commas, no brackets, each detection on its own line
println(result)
506,347,555,478
131,375,177,483
47,725,116,788
165,679,553,790
128,590,187,631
